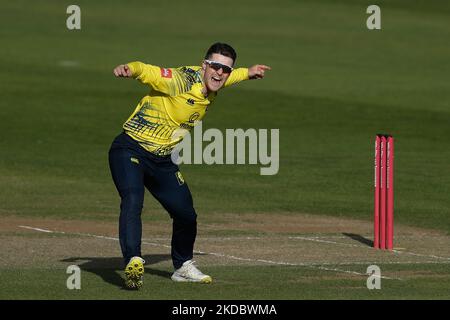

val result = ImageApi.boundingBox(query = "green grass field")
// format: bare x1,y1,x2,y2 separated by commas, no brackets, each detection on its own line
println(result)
2,263,449,300
1,0,449,300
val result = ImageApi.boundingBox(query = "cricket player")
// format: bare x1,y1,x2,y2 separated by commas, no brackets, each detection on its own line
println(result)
109,42,270,289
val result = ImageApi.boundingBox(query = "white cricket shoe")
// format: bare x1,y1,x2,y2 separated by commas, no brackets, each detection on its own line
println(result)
171,260,212,283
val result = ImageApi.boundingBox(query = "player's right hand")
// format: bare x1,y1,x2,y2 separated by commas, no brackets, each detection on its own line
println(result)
113,64,132,77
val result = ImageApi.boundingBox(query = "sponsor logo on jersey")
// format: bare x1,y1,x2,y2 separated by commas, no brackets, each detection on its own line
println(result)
186,98,195,106
160,68,172,78
179,112,200,129
189,112,200,123
180,123,194,129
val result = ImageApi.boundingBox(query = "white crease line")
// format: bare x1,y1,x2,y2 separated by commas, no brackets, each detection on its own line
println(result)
18,226,449,262
146,234,450,243
391,250,450,261
324,235,450,239
289,236,450,261
289,236,364,248
317,260,450,266
18,225,403,280
191,249,399,279
143,236,265,241
19,226,55,233
19,225,119,242
316,266,391,278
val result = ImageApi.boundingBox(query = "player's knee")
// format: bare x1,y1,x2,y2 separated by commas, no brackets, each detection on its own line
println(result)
120,190,144,213
172,208,197,225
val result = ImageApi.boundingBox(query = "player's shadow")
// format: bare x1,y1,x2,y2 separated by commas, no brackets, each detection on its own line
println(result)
342,233,373,247
61,254,172,289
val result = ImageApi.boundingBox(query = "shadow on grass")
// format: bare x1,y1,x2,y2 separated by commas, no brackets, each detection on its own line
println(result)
342,233,373,247
61,254,173,289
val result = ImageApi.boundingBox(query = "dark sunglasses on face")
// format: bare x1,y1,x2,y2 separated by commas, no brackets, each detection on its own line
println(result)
204,60,233,74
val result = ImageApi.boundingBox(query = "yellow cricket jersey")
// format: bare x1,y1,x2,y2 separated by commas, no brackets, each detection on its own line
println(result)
123,61,249,156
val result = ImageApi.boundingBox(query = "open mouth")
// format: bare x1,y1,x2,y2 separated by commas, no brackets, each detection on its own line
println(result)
211,76,222,83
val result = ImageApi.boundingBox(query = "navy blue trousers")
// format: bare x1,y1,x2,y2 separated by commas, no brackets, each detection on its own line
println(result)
108,132,197,269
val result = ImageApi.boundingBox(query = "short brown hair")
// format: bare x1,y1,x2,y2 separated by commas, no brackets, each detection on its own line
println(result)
204,42,237,64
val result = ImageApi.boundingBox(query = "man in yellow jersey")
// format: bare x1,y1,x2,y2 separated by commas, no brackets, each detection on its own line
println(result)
109,42,270,289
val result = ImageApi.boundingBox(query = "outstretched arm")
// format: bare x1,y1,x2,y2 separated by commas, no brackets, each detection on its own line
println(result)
248,64,271,80
224,64,271,87
113,62,181,96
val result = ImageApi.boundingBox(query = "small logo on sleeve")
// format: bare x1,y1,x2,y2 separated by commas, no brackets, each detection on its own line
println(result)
160,68,172,78
130,157,140,164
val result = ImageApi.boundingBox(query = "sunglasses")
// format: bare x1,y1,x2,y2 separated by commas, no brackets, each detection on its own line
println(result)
204,60,233,74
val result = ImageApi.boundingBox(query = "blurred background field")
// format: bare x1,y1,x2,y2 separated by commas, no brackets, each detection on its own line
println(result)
1,0,449,231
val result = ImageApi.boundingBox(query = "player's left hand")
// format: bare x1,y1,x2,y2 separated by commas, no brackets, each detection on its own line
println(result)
248,65,271,79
